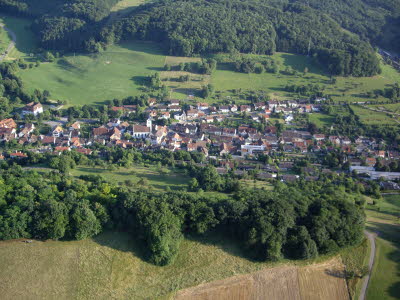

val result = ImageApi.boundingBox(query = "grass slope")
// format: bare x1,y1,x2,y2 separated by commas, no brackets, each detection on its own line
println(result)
19,41,166,105
366,194,400,300
0,14,37,60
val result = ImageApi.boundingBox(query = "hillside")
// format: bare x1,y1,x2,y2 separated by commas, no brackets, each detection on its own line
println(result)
2,0,399,77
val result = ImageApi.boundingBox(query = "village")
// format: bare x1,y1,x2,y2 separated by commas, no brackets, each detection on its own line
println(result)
0,97,400,188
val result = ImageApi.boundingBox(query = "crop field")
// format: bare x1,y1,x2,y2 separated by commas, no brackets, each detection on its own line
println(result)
19,41,166,105
366,194,400,300
350,105,399,125
176,258,349,300
71,164,190,191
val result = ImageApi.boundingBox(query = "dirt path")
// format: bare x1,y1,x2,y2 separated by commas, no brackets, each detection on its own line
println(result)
359,231,376,300
0,23,17,62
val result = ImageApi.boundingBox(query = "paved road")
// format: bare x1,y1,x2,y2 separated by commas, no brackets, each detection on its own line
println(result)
359,231,377,300
0,23,17,62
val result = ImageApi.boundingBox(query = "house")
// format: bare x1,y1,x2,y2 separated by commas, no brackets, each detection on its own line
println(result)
365,157,377,167
313,134,325,141
230,105,238,112
52,126,63,137
132,125,150,138
253,102,266,110
18,123,35,137
76,148,93,155
10,151,28,159
148,98,157,106
69,122,80,131
0,118,17,129
187,109,199,119
168,99,180,107
0,128,16,141
93,126,110,139
197,102,209,110
219,106,230,113
174,111,187,121
240,105,251,112
159,112,170,119
268,100,280,110
22,102,43,116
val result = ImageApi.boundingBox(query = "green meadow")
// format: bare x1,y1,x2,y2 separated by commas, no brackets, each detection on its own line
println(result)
71,164,190,191
366,194,400,300
0,14,37,60
350,105,399,126
19,42,166,105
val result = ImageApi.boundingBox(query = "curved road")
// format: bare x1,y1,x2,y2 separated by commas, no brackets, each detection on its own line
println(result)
0,23,17,62
359,231,377,300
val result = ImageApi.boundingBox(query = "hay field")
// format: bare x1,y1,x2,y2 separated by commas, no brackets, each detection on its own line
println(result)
175,258,349,300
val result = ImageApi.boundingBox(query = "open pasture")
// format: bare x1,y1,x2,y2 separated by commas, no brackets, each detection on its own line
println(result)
18,41,166,105
71,164,190,191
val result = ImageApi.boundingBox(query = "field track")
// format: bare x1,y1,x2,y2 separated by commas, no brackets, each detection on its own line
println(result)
175,258,349,300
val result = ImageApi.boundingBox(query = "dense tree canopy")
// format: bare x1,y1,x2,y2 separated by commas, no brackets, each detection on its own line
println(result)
0,164,365,265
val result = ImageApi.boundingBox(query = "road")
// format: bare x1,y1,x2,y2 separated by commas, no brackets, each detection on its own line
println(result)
0,23,17,62
359,231,377,300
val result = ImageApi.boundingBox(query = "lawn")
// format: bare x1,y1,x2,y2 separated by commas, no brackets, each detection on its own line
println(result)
366,194,400,300
19,41,166,105
71,164,190,191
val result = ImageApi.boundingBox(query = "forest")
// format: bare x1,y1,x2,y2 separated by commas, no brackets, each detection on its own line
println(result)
0,153,366,266
1,0,398,77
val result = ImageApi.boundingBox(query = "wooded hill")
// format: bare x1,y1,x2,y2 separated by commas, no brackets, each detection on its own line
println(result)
1,0,399,77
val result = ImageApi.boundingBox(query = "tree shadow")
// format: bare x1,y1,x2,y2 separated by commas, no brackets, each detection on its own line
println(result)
92,231,149,262
324,269,346,278
184,231,261,262
130,75,148,86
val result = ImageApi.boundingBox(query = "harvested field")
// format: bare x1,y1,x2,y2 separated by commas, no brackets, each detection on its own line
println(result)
175,258,349,300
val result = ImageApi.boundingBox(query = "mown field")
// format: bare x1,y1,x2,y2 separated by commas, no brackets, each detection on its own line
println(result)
308,113,335,128
366,194,400,300
19,41,166,105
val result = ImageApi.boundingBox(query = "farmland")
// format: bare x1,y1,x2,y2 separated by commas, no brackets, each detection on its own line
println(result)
366,194,400,300
0,231,354,300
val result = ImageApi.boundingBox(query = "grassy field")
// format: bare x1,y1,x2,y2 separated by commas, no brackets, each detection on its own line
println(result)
0,231,354,300
350,105,399,125
210,53,400,104
366,194,400,300
0,14,37,60
71,164,190,191
308,113,335,128
111,0,146,12
19,41,166,105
